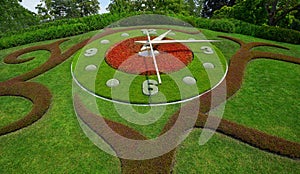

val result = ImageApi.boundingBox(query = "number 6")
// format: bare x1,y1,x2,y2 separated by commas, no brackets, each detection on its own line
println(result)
142,80,159,96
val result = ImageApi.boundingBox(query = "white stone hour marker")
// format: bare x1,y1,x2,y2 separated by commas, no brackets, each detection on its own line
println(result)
203,63,215,69
85,64,97,71
121,33,129,37
183,76,197,85
101,40,110,44
106,79,120,87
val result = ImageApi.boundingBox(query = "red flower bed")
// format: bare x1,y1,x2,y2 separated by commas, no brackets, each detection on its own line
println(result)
105,36,193,75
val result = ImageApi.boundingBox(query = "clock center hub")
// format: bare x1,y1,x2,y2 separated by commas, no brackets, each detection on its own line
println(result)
138,49,160,57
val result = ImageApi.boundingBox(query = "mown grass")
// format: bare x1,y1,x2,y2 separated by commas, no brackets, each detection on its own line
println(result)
174,129,300,174
205,29,300,143
0,96,32,128
0,27,299,173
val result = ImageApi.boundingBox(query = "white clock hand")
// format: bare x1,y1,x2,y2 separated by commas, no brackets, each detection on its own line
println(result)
153,30,172,41
145,30,162,84
140,30,172,51
135,39,220,44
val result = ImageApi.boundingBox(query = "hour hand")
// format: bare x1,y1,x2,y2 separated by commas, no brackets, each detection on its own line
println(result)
140,30,172,51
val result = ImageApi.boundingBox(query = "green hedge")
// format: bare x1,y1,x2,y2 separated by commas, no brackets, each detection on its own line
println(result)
0,13,124,38
0,13,132,49
1,13,300,49
0,23,89,49
175,15,300,44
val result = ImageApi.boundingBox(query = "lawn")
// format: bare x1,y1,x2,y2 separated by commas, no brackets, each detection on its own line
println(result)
0,27,299,173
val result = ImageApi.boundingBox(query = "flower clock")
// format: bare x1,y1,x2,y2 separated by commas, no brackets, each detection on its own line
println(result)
0,15,299,174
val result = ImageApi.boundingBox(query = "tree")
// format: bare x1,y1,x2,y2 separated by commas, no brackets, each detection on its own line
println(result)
194,0,205,16
107,0,189,15
36,0,100,20
214,0,300,29
0,0,39,34
77,0,101,16
201,0,236,18
106,0,135,14
264,0,300,26
214,0,267,25
185,0,197,16
36,0,52,20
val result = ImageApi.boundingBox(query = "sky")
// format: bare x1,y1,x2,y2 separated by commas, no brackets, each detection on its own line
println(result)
20,0,110,14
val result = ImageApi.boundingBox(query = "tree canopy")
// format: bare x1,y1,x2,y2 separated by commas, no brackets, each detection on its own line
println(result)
107,0,194,15
201,0,236,18
36,0,100,20
214,0,300,29
0,0,39,34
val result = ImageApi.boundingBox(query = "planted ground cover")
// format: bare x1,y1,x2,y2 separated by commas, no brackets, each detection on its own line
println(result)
0,26,299,173
106,36,193,75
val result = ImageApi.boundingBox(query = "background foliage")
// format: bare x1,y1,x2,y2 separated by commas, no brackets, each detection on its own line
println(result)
0,0,39,34
1,0,299,38
36,0,100,20
1,12,299,50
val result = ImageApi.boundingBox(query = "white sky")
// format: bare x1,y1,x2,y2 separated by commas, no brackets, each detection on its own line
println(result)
20,0,110,14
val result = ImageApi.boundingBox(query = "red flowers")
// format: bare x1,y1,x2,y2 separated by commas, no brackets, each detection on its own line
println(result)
105,36,193,75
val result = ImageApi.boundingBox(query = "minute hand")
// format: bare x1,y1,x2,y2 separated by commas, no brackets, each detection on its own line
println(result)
140,30,172,51
136,40,220,44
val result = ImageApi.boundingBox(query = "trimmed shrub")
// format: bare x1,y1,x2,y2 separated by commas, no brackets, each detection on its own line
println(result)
0,23,89,49
175,15,300,44
1,13,300,49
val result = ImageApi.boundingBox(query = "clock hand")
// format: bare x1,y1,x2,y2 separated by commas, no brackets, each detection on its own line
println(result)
140,30,172,51
135,39,221,44
145,30,162,84
153,30,172,41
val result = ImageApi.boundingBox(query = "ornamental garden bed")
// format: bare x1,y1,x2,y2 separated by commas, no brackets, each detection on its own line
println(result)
0,25,299,173
105,36,193,75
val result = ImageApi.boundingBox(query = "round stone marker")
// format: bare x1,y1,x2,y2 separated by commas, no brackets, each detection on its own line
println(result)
121,33,129,37
84,48,98,57
101,40,110,44
183,76,197,85
203,63,215,69
85,64,97,71
106,79,120,87
168,32,176,36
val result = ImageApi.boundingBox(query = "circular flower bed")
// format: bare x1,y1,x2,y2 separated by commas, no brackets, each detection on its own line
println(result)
105,36,193,75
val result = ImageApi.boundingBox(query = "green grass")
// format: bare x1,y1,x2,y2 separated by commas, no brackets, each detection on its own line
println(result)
211,59,300,143
174,129,300,174
0,96,32,128
204,29,300,143
0,27,299,173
